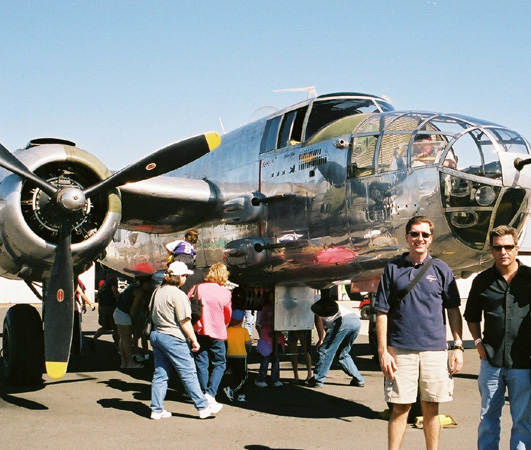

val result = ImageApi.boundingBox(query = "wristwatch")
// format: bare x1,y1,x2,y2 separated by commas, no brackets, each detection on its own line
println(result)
454,344,465,352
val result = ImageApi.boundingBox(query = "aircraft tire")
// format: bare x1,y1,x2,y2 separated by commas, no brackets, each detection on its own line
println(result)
360,304,371,320
1,304,44,385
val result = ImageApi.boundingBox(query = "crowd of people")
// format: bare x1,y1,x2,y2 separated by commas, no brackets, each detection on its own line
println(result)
81,221,530,449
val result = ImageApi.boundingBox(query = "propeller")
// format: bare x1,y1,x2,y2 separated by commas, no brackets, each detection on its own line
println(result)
0,132,221,379
0,142,57,196
43,217,75,379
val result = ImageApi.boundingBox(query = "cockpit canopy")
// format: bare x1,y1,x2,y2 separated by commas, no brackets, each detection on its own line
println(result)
260,93,394,153
347,111,530,178
347,111,531,251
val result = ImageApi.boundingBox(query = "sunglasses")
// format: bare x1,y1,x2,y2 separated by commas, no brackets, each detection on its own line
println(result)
408,231,432,238
492,245,515,252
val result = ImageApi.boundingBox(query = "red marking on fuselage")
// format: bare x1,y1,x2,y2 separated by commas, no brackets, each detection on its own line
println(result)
57,289,64,302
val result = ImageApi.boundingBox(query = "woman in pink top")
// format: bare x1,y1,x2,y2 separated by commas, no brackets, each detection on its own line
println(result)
190,262,232,407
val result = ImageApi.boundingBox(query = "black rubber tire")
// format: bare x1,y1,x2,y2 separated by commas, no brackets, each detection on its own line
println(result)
2,304,44,385
360,304,371,320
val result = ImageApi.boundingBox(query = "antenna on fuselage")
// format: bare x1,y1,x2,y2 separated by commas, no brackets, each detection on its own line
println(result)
218,117,226,134
274,86,317,99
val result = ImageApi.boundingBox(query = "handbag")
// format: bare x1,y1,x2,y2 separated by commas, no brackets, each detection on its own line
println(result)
189,285,203,325
142,288,158,339
256,338,272,357
142,315,153,339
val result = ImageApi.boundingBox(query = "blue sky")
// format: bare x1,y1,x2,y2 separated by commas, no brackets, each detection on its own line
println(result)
1,1,531,171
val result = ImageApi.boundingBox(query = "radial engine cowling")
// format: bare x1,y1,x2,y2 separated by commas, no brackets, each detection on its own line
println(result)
0,140,121,282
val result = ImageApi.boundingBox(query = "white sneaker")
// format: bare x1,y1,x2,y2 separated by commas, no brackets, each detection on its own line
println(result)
210,401,223,414
198,406,212,419
204,393,223,414
223,386,234,402
236,393,246,402
272,381,283,388
255,380,268,388
150,409,171,420
205,393,219,406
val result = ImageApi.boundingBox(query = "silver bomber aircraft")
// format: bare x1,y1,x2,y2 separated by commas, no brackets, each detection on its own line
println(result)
2,92,531,385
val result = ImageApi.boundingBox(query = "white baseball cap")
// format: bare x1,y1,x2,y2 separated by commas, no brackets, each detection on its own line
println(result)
167,261,194,276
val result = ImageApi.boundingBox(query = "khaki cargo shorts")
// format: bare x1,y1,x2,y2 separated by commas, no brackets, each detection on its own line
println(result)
384,347,454,404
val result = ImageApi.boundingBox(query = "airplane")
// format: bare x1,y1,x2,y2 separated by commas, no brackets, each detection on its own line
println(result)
2,91,531,386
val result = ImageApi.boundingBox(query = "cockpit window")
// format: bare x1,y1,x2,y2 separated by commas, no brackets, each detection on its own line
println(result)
277,106,307,148
476,130,502,178
348,135,377,178
260,116,281,154
450,130,501,179
378,134,410,172
305,98,388,141
489,128,530,154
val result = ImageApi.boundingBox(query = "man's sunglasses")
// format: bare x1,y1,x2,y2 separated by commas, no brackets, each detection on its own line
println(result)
408,231,432,238
491,245,515,252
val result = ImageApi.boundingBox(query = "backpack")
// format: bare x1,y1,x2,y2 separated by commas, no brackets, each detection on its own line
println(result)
189,285,203,325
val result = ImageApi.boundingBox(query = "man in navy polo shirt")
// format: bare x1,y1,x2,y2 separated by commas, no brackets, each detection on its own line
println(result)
464,225,531,450
375,215,464,450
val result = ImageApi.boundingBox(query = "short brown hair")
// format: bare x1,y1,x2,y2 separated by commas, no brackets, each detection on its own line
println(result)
489,225,518,246
405,216,434,234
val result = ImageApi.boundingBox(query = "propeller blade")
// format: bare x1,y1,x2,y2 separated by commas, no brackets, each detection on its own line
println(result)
43,219,75,379
84,132,221,198
0,142,58,197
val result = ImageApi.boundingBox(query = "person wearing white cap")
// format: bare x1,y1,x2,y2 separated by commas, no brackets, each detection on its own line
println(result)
149,261,222,420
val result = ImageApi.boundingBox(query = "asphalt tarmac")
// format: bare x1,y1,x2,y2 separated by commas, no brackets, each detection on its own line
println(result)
0,303,514,450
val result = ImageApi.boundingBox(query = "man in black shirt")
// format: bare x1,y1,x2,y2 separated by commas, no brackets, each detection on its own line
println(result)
464,225,531,450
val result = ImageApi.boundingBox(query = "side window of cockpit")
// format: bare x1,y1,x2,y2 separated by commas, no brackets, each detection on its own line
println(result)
260,116,282,154
348,135,377,178
410,136,446,167
277,107,307,148
377,135,410,172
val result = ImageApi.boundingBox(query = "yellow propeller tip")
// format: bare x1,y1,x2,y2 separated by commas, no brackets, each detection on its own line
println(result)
45,361,68,380
205,132,221,151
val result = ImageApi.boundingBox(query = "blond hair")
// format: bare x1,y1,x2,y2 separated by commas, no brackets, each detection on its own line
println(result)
205,262,230,285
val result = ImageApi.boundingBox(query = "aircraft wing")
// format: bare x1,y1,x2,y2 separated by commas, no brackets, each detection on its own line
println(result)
119,176,220,233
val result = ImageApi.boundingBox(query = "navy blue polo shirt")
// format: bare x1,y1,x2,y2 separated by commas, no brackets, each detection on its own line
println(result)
464,262,531,369
375,254,461,351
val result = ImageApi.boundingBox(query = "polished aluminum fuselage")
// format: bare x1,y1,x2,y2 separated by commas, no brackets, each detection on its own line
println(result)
104,95,531,290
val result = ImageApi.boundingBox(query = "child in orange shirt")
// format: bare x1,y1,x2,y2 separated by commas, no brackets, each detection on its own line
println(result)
223,310,252,402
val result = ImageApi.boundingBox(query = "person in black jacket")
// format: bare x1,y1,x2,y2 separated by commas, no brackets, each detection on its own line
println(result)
464,225,531,450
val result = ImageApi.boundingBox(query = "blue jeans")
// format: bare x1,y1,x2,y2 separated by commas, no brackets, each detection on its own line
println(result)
257,346,281,383
194,335,226,397
150,330,208,413
478,359,531,450
314,314,364,386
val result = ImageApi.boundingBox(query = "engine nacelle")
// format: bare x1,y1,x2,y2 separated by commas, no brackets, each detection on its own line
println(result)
0,140,121,281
